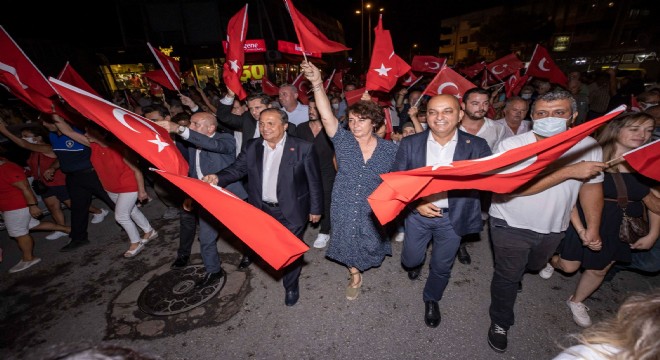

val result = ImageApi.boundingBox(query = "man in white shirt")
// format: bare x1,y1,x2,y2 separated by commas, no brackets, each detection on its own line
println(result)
494,96,531,138
486,90,606,353
278,84,309,126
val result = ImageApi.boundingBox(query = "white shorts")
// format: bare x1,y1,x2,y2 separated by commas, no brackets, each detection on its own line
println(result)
2,208,40,237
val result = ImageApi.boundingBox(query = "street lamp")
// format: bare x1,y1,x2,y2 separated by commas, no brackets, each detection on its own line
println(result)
410,43,418,62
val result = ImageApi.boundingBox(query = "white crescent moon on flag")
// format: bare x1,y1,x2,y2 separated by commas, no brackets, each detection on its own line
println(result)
491,65,504,75
538,58,550,72
404,75,412,83
438,82,459,95
428,62,440,70
508,75,517,86
112,108,160,134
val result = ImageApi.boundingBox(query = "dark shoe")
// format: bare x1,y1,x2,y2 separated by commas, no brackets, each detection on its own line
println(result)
60,240,90,252
488,323,508,353
457,244,471,264
285,288,300,306
407,265,422,280
424,301,441,328
195,269,225,288
238,255,252,269
170,256,189,269
517,281,523,293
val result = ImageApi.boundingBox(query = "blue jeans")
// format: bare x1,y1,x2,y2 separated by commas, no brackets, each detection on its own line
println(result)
628,236,660,273
489,217,564,329
403,211,461,302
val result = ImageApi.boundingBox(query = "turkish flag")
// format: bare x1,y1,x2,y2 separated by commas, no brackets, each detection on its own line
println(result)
332,69,345,90
504,71,529,98
57,62,100,97
49,78,189,176
526,44,568,86
383,106,393,135
323,69,336,91
411,56,445,74
345,87,367,106
154,169,309,270
487,54,524,81
144,70,176,91
283,0,350,54
366,15,411,93
458,62,486,79
400,71,419,87
147,42,181,91
368,105,626,224
622,139,660,181
291,72,310,105
261,77,280,96
223,4,248,100
421,64,476,100
480,68,500,89
0,25,58,113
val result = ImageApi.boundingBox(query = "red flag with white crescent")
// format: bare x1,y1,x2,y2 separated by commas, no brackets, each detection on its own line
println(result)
526,44,567,86
368,105,626,224
421,64,476,100
223,4,248,100
153,169,309,270
487,53,524,81
400,71,420,87
458,62,486,79
49,77,189,176
261,77,280,96
411,56,445,74
147,42,181,91
291,72,310,105
622,139,660,181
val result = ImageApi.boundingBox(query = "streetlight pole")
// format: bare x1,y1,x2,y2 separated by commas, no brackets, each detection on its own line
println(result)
366,3,372,61
361,0,364,70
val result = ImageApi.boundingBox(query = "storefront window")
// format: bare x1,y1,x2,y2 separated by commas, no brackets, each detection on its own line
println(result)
101,63,156,93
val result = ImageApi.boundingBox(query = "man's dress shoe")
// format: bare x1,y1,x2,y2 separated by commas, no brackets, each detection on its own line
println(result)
408,265,422,280
424,300,441,328
195,269,225,288
457,244,471,265
170,256,189,269
285,289,300,306
238,255,252,269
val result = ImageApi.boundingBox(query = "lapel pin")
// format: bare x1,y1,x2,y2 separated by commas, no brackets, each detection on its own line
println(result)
466,139,471,143
290,147,295,151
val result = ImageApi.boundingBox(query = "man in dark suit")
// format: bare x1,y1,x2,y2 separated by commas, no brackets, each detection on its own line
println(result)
392,94,492,328
204,108,323,306
156,112,247,288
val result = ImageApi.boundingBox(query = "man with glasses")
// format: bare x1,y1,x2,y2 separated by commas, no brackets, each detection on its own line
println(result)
486,90,606,353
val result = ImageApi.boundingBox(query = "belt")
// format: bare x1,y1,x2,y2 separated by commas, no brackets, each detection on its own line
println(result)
439,208,449,214
263,201,279,207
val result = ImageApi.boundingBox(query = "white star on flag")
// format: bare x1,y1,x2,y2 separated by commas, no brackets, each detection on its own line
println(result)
147,134,170,152
229,59,240,73
374,63,392,76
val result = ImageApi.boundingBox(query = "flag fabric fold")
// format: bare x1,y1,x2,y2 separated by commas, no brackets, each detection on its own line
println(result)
49,78,189,176
365,15,411,93
154,169,309,270
283,0,350,54
526,44,567,86
411,56,445,74
458,62,486,79
622,139,660,181
57,62,100,97
261,77,280,96
421,64,476,100
345,87,367,106
367,106,626,224
223,4,249,100
291,72,310,105
147,42,181,91
487,53,524,81
505,71,529,98
143,70,176,91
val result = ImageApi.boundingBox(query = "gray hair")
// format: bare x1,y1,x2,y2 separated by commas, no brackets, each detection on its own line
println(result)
532,90,577,115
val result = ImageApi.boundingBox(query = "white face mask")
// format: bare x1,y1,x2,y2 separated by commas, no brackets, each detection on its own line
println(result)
332,103,340,110
532,117,567,137
521,93,532,100
22,137,38,144
641,102,658,110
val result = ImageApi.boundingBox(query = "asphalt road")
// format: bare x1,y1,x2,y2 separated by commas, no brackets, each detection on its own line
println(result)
1,193,658,360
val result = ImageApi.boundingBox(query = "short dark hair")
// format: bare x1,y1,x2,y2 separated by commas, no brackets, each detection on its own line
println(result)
246,93,272,105
347,100,385,129
141,104,170,117
463,87,490,102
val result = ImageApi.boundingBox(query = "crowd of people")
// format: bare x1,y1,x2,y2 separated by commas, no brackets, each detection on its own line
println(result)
1,59,659,356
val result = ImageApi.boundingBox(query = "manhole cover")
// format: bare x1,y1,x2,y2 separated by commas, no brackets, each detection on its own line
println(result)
137,265,226,316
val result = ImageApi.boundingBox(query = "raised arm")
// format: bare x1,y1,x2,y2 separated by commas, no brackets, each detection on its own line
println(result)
0,117,54,155
301,61,339,137
51,115,90,147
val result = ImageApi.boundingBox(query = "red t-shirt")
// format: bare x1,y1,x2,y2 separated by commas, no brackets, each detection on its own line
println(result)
0,160,29,211
90,143,138,193
27,152,66,187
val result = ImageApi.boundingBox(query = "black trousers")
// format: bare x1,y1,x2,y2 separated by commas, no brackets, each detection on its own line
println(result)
65,168,115,243
261,203,306,292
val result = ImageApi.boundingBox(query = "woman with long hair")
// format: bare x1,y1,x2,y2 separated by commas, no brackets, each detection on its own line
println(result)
540,112,660,327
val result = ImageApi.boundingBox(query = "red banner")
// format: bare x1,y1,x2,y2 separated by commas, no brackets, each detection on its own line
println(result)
277,40,322,58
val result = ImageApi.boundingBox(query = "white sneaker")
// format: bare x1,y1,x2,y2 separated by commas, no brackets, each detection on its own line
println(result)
91,208,109,224
9,258,42,273
393,232,405,242
141,230,158,244
539,263,555,279
567,296,592,327
313,233,330,248
45,231,68,240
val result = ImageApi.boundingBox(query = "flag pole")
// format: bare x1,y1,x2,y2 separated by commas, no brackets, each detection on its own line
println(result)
526,44,539,70
605,156,624,168
406,75,423,90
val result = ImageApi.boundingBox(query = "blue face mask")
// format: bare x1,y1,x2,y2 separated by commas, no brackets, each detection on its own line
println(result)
532,117,567,137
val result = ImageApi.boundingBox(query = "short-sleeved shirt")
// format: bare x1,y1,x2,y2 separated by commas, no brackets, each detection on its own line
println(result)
49,128,93,173
27,152,66,186
460,118,507,151
489,132,603,234
90,143,137,193
0,160,28,211
283,103,309,126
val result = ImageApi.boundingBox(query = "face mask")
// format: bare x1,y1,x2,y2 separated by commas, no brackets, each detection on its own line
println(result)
641,102,658,110
521,93,532,100
22,137,38,144
332,103,339,110
532,117,567,137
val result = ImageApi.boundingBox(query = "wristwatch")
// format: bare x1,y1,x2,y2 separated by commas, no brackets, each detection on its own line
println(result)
176,126,186,135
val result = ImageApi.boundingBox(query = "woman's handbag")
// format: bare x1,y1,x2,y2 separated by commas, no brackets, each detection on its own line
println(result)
31,154,50,195
612,172,649,244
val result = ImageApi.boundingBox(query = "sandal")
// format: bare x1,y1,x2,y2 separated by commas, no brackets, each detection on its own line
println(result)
346,270,362,300
141,230,158,244
124,242,145,258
